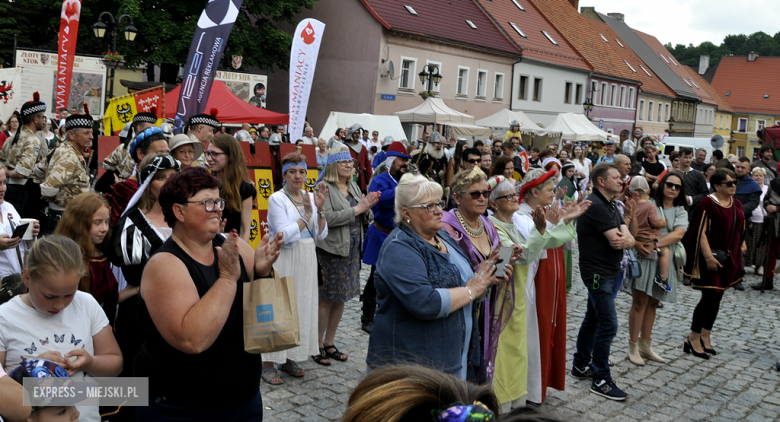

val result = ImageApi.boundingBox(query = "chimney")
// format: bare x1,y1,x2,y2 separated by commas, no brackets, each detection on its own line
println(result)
580,6,600,21
748,51,759,62
607,13,625,22
698,55,710,74
568,0,579,10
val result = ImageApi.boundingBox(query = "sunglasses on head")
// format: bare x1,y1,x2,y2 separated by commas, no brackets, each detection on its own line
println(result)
465,190,490,200
665,182,682,191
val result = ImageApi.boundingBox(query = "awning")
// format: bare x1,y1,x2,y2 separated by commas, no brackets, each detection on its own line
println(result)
545,113,613,142
392,97,476,125
475,108,553,136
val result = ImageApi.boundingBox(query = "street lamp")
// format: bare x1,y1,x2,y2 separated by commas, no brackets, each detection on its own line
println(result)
418,64,442,99
93,12,137,107
667,116,675,134
583,97,595,118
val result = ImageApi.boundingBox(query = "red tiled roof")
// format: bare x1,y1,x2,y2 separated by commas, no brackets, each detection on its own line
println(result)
360,0,519,56
587,20,675,98
529,0,634,81
711,56,780,115
475,0,591,71
685,66,733,113
633,29,716,105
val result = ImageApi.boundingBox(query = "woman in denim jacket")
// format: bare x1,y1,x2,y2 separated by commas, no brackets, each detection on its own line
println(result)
367,174,510,380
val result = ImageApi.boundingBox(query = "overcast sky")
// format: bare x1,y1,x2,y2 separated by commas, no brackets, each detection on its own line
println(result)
582,0,780,47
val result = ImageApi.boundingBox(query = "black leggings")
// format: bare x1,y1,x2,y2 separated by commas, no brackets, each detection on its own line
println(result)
690,289,724,333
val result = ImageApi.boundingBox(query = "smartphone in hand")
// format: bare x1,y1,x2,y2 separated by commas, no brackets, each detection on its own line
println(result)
493,246,514,278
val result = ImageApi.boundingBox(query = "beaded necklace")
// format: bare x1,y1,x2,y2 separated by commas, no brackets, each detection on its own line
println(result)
283,186,303,204
455,210,484,237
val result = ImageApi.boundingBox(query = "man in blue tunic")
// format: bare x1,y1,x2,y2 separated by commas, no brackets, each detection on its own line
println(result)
361,142,411,333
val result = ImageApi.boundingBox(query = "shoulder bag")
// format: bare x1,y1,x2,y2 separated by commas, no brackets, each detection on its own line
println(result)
0,242,27,304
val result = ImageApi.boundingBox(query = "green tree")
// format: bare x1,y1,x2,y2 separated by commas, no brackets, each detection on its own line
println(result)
666,31,780,68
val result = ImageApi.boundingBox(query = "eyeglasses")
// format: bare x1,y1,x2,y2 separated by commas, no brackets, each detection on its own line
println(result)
465,159,481,164
185,198,226,212
465,190,490,200
408,201,445,212
497,193,518,201
205,151,226,158
664,182,682,191
718,181,737,188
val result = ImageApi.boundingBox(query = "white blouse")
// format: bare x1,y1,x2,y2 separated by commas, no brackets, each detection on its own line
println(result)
268,189,328,248
0,202,29,278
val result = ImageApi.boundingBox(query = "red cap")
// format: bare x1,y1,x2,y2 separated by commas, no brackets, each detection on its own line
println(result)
386,141,411,159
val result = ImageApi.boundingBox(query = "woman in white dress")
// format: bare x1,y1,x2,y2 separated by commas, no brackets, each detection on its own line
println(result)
0,168,39,279
571,145,592,181
263,152,329,384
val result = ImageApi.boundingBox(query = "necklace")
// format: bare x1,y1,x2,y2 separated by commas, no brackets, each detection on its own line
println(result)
455,210,484,237
431,235,442,251
283,186,303,204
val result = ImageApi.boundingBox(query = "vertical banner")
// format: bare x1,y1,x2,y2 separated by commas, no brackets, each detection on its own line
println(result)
56,0,82,114
288,19,325,142
175,0,244,130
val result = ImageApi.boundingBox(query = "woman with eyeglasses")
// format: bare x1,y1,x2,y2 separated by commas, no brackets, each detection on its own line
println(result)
516,168,588,404
442,168,519,384
314,144,379,366
366,173,509,380
682,169,746,360
135,167,284,419
263,152,329,385
626,171,688,366
207,135,257,243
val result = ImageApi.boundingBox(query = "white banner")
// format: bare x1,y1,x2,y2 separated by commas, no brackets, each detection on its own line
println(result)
215,70,268,108
288,19,325,141
0,68,21,123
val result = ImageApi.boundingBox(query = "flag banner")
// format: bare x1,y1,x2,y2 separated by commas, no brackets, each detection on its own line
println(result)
175,0,244,130
288,19,325,142
0,68,21,123
102,86,165,135
56,0,82,114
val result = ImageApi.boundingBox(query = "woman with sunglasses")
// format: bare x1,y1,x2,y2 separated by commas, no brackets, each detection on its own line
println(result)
515,168,588,404
626,171,688,366
682,169,746,359
263,152,329,384
367,173,509,380
442,168,518,384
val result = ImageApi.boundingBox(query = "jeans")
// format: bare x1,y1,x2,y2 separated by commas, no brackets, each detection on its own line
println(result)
136,390,263,421
573,276,619,382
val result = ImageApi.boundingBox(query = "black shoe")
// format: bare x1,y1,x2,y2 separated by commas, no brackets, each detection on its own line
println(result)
699,338,717,355
775,361,780,372
734,282,745,291
750,280,774,291
590,379,628,401
360,294,376,334
571,364,594,380
361,321,373,335
683,338,710,359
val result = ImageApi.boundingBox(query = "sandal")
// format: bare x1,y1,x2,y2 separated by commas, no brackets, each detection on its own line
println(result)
312,348,331,366
279,360,305,377
323,344,348,362
261,367,283,385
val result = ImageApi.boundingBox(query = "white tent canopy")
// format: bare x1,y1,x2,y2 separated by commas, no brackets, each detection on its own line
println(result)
393,98,476,125
318,112,406,142
449,122,492,137
475,108,553,136
545,112,614,142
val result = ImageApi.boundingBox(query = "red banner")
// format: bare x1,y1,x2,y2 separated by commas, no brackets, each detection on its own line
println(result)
56,0,82,113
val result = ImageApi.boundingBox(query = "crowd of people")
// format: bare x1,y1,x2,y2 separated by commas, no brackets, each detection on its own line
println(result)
0,91,777,421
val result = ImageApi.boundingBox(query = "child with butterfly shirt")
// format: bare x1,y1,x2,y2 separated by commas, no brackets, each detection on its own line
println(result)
0,235,122,422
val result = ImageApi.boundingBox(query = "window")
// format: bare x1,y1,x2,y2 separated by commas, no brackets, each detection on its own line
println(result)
511,0,525,11
599,33,609,43
657,103,662,122
690,78,700,89
399,57,417,90
639,100,645,120
615,39,625,48
493,73,504,100
533,78,542,102
601,82,608,105
541,31,558,46
726,115,730,128
664,103,669,121
426,60,442,93
757,119,766,131
624,60,636,73
737,146,745,157
718,114,722,128
509,22,526,38
575,84,583,105
648,101,654,120
591,81,598,102
776,120,780,126
610,84,617,106
519,75,528,100
619,86,625,107
628,88,635,108
639,65,652,77
405,5,418,15
476,70,487,98
564,82,572,104
456,67,469,96
659,52,669,64
738,118,747,132
466,20,477,29
668,56,678,66
671,102,677,118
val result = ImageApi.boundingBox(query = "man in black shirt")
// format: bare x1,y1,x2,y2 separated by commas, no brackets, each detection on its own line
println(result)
678,148,709,214
690,148,708,172
573,162,635,401
640,145,665,193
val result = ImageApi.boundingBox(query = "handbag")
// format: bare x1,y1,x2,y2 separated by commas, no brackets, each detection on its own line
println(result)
627,250,642,278
0,229,27,304
710,201,738,266
243,267,301,354
656,204,687,267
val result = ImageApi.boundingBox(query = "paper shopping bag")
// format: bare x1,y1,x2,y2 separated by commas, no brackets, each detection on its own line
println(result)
243,268,300,354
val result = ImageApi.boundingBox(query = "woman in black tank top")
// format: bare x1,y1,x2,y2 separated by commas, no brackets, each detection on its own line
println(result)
135,167,283,421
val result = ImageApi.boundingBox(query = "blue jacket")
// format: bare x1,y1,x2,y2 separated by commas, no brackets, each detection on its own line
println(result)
362,172,398,265
367,225,480,375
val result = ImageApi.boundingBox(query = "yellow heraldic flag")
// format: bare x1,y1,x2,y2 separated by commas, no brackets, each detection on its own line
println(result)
103,93,137,135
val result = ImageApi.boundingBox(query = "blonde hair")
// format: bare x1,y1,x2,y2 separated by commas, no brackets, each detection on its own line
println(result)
394,173,443,225
752,167,767,177
321,143,350,184
26,235,86,281
450,168,487,197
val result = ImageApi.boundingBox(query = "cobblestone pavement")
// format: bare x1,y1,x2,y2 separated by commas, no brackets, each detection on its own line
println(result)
261,251,780,422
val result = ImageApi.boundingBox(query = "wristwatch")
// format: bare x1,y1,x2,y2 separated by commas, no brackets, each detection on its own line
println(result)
319,211,326,219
